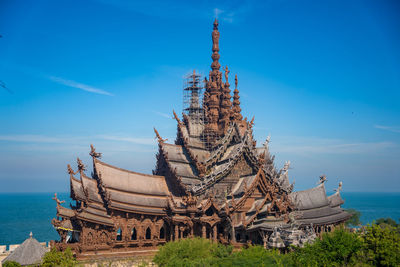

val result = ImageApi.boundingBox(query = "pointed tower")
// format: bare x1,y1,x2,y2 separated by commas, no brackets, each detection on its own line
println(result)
232,74,243,121
205,18,222,132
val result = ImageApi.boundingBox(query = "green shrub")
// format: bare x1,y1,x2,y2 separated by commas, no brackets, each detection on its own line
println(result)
41,247,77,267
289,228,362,266
2,261,22,267
360,224,400,267
228,245,288,266
153,237,232,267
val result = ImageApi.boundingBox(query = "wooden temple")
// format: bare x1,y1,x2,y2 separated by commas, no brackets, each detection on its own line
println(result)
51,19,350,258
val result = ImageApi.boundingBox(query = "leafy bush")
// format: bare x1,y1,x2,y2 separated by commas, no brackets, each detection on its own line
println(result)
289,228,362,266
227,245,288,266
360,224,400,267
375,218,398,228
153,221,400,267
153,237,232,267
41,247,77,267
2,261,21,267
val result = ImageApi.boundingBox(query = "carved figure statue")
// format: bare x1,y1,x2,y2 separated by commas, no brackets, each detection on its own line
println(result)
224,66,230,83
212,19,219,51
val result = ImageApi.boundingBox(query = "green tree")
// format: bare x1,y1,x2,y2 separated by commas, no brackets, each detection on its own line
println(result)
345,208,362,227
227,245,288,266
2,261,21,267
153,237,232,267
375,218,398,228
289,228,362,266
41,247,77,267
360,224,400,267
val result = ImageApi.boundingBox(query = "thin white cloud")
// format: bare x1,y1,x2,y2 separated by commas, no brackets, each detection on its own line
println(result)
97,135,155,145
48,76,113,96
0,134,155,146
214,8,223,18
152,110,172,119
0,135,73,143
267,136,396,155
213,8,234,23
374,125,400,134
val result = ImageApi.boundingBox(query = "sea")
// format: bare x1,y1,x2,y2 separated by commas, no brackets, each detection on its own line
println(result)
0,192,399,247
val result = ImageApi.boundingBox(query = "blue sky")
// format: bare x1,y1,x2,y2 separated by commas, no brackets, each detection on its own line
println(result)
0,0,399,193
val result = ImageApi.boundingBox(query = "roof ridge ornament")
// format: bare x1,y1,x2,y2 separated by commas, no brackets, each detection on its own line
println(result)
334,181,343,192
77,157,86,173
52,193,65,207
89,144,102,158
172,110,181,124
154,127,167,143
318,174,327,185
67,164,77,175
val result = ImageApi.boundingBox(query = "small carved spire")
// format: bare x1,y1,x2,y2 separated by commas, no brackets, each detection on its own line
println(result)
232,74,242,122
235,74,238,89
89,144,102,158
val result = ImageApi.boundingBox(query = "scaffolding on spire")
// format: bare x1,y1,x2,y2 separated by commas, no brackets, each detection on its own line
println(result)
183,70,205,133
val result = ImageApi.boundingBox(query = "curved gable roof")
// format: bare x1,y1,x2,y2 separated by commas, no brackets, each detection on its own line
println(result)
94,159,169,196
290,183,329,210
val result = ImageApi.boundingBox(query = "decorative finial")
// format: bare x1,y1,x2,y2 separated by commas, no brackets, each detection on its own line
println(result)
29,232,33,238
318,175,327,184
172,110,181,124
77,157,86,173
67,164,77,175
52,193,65,207
89,144,102,158
213,18,218,30
249,116,255,128
334,181,343,192
235,74,238,89
283,160,291,171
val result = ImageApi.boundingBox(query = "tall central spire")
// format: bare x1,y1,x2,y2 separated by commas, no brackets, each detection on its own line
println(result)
204,18,222,133
211,19,221,72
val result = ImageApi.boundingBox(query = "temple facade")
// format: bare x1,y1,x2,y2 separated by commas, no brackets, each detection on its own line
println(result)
51,20,350,258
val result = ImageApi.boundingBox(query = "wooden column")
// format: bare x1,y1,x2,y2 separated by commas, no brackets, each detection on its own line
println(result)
174,224,179,240
231,224,236,243
202,224,206,238
213,225,217,242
